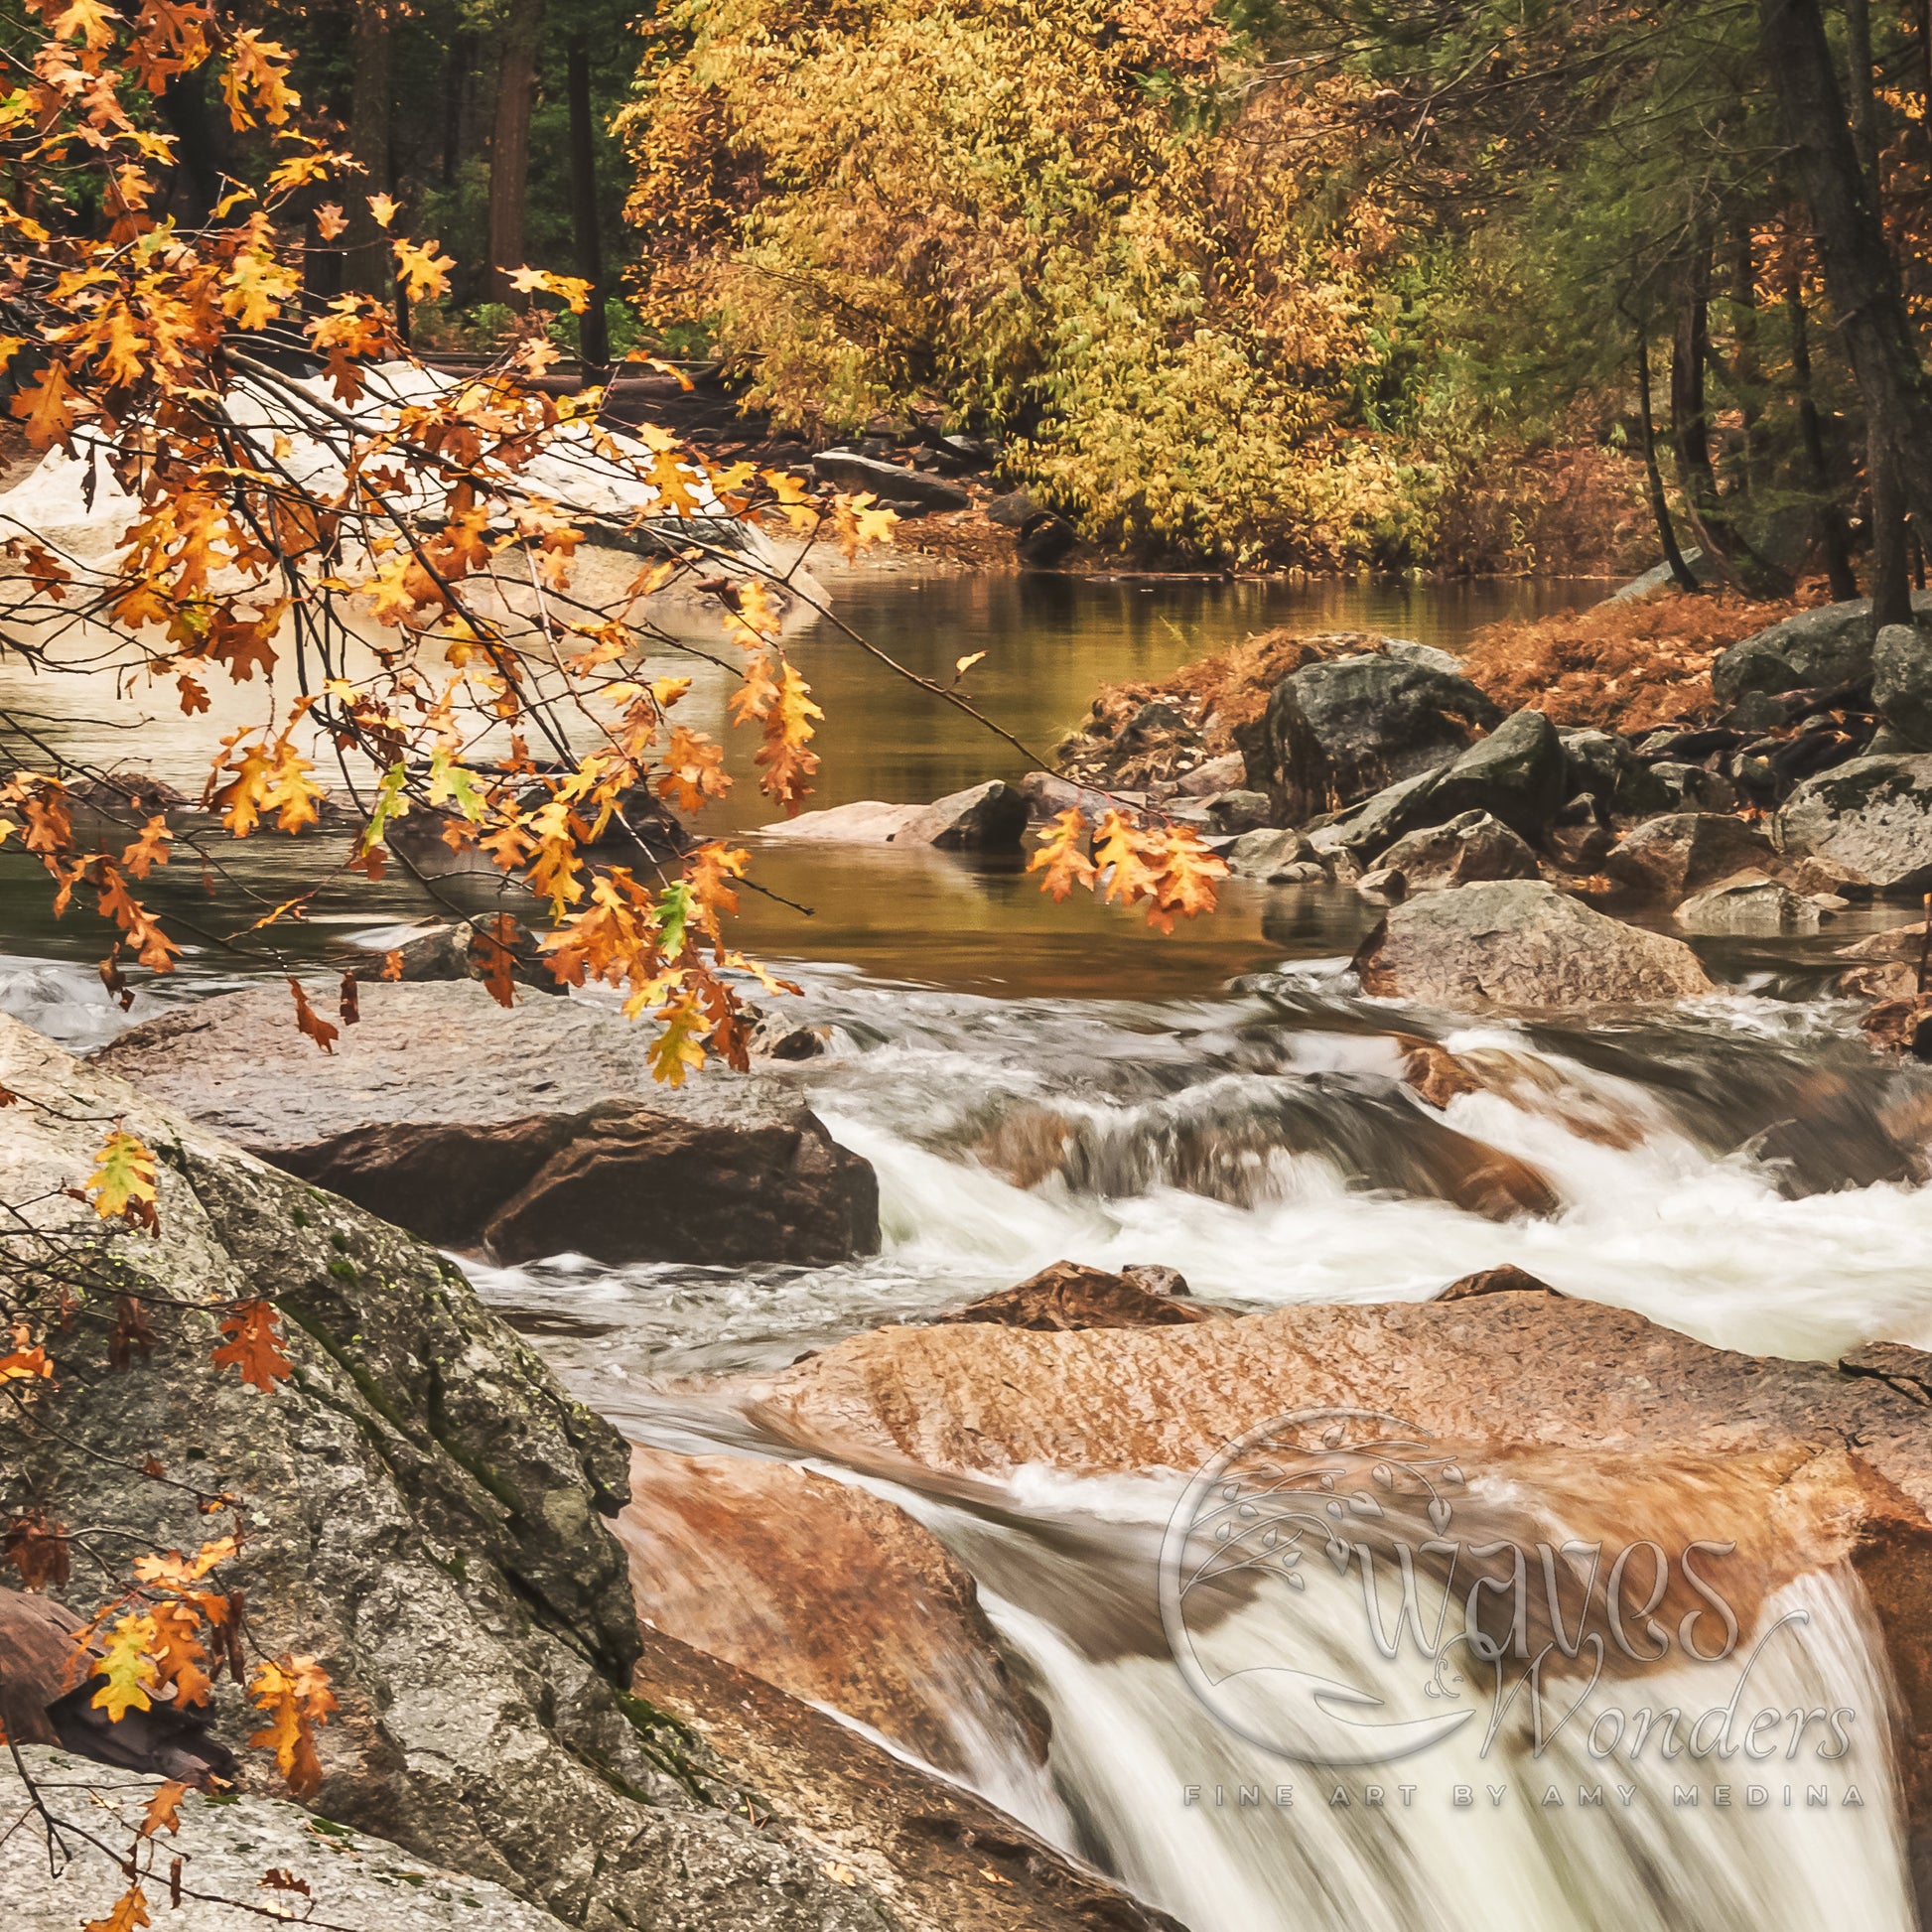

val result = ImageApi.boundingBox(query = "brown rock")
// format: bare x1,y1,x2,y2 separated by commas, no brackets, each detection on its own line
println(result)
931,1261,1215,1333
616,1449,1046,1780
634,1627,1186,1932
90,983,880,1266
1393,1034,1484,1109
1434,1263,1563,1300
741,1294,1932,1912
1354,880,1712,1009
1604,811,1778,901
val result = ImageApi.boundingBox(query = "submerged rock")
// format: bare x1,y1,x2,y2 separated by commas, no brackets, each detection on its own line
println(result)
1777,754,1932,896
1353,880,1713,1009
1257,653,1500,822
931,1260,1217,1332
91,982,880,1266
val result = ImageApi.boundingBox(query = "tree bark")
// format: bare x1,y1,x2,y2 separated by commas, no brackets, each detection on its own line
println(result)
1785,266,1860,599
1636,333,1701,592
566,35,610,376
1870,437,1915,624
344,0,393,298
488,0,547,301
1760,0,1932,535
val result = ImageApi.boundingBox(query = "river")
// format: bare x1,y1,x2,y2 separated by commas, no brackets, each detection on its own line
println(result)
2,561,1926,1930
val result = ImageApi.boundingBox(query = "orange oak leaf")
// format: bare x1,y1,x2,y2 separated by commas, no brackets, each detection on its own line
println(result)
211,1300,293,1393
247,1654,337,1797
288,977,339,1053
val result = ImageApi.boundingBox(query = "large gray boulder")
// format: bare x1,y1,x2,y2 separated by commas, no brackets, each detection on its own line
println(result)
91,982,880,1266
1776,754,1932,897
1711,595,1932,707
1560,728,1670,818
1396,706,1568,844
0,1016,894,1932
1874,623,1932,750
1256,652,1500,822
1376,810,1540,893
1353,880,1714,1008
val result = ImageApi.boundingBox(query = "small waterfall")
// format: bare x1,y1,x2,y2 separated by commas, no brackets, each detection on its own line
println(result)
856,1463,1915,1932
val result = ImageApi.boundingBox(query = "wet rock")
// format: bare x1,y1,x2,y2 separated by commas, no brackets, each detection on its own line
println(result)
1393,1034,1485,1109
617,1448,1047,1780
1376,810,1540,893
1,1747,573,1932
1355,865,1405,905
743,1297,1932,1911
1434,1263,1563,1300
90,982,880,1266
1258,652,1500,823
1604,811,1778,901
931,1260,1218,1333
1873,624,1932,750
812,449,971,513
1226,826,1319,881
984,486,1037,527
1397,706,1569,845
634,1629,1188,1932
1673,868,1821,935
1863,993,1932,1060
1776,754,1932,897
894,778,1029,850
1353,880,1713,1009
0,1016,892,1931
1120,1262,1190,1297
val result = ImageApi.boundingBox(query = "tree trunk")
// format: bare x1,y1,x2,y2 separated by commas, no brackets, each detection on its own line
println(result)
1785,266,1860,599
566,35,610,377
1670,254,1725,520
487,0,547,301
157,71,223,225
1760,0,1932,535
1637,333,1701,592
1870,436,1915,625
345,0,393,298
1729,229,1764,495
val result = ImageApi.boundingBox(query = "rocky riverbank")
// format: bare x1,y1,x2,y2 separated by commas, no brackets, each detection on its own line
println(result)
0,1016,1170,1932
1041,590,1932,1045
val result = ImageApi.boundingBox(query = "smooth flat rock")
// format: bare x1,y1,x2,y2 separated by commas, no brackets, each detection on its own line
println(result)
1353,879,1714,1008
90,982,879,1266
811,449,972,513
760,800,926,843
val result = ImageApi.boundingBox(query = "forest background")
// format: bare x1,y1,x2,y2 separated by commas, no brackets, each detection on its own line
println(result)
179,0,1932,583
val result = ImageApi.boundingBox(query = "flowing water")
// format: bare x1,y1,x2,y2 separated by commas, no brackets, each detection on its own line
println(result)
3,563,1927,1928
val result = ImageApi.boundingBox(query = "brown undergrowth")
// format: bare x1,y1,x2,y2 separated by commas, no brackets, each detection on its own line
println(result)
1068,588,1830,784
